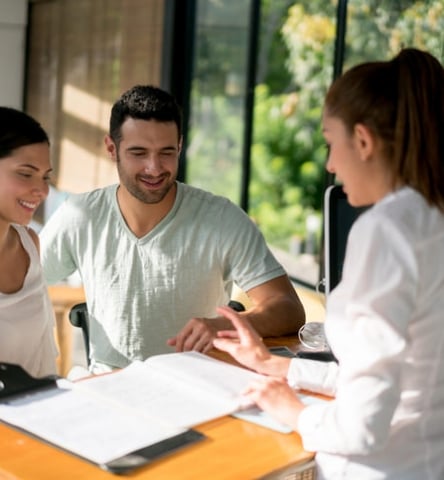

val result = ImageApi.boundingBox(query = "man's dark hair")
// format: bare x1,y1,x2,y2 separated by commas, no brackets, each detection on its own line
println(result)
109,85,183,145
0,106,49,159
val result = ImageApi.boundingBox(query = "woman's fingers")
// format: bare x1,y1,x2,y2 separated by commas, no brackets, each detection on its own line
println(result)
216,305,262,344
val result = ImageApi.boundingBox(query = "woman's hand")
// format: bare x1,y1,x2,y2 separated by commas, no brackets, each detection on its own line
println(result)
213,305,291,377
243,376,306,430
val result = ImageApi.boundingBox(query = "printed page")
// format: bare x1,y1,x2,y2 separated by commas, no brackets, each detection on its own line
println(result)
0,353,266,467
0,379,186,465
78,352,263,428
232,393,329,433
146,351,262,399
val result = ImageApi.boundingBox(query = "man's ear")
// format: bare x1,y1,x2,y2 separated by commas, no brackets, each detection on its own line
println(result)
178,135,183,156
353,123,375,162
104,135,117,160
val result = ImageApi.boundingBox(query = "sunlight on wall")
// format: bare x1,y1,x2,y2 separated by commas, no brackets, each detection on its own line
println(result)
62,84,111,132
58,138,117,193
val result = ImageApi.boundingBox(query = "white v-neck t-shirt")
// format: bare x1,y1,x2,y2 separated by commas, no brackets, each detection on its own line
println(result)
41,182,285,370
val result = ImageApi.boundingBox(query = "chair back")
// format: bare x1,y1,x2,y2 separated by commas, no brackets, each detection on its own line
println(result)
68,302,90,366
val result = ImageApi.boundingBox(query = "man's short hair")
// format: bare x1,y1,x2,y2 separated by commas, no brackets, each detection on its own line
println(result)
109,85,183,145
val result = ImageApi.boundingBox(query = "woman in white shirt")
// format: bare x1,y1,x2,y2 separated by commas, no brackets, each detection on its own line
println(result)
0,107,57,378
213,48,444,480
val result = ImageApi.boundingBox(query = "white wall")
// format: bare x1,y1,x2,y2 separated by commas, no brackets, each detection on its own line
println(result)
0,0,28,108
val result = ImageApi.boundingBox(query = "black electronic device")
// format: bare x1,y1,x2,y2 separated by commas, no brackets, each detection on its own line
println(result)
268,346,297,358
269,347,338,363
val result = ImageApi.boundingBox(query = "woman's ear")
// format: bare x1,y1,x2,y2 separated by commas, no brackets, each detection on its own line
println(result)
353,123,375,162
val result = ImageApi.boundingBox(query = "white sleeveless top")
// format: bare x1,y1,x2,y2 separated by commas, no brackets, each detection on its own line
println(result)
0,225,57,377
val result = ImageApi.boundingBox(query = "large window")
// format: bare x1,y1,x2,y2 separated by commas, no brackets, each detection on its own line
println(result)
187,0,444,289
186,0,338,286
186,0,254,203
249,1,337,285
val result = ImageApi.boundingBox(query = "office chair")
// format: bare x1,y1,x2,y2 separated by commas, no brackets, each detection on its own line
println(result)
68,300,245,368
68,302,90,367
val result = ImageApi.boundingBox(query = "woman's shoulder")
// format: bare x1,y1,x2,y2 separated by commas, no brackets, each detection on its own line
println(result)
26,227,40,251
11,224,40,258
352,187,439,250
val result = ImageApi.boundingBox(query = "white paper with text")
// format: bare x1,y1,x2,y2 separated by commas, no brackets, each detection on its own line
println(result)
0,351,263,465
0,379,185,465
77,351,263,427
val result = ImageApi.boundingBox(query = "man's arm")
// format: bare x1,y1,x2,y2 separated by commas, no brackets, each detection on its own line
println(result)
240,274,305,336
39,200,78,285
167,274,305,352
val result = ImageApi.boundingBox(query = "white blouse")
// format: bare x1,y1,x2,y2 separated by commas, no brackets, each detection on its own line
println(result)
0,225,57,378
289,187,444,480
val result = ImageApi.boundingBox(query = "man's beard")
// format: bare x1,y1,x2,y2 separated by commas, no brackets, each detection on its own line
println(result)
116,154,176,205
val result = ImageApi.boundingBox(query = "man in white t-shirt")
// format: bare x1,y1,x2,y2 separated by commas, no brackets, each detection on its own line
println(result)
40,85,305,372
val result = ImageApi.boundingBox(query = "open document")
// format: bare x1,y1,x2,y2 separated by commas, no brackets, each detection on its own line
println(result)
0,352,263,472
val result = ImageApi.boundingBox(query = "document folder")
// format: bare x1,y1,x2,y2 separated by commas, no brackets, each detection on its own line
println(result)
0,362,205,474
0,362,58,399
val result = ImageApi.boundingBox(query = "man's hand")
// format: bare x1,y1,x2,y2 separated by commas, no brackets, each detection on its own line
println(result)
167,317,220,353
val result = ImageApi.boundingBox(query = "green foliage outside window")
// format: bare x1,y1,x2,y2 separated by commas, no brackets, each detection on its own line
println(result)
187,0,443,280
250,2,336,254
250,0,444,259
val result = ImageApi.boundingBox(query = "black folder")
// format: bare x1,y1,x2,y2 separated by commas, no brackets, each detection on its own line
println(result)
0,362,205,474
